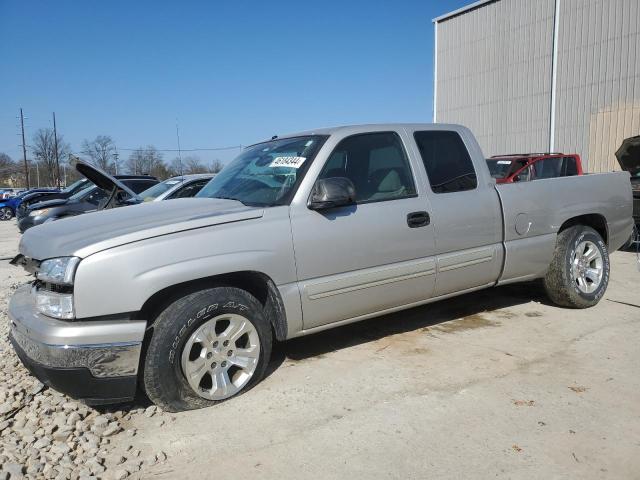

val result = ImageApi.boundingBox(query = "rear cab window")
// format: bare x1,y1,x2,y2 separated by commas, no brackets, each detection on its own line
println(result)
413,131,477,193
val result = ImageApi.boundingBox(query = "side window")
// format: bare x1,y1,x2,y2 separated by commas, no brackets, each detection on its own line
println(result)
532,158,563,179
318,132,416,203
168,180,210,199
564,156,578,176
413,131,477,193
515,164,533,182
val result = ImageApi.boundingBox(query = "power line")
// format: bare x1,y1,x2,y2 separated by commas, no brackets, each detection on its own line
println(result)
115,145,242,152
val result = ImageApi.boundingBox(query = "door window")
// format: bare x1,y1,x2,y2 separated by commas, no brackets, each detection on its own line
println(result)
413,131,477,193
318,132,416,203
532,158,563,179
564,156,578,176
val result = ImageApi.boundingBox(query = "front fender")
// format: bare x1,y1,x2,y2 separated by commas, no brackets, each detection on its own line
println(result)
72,207,298,319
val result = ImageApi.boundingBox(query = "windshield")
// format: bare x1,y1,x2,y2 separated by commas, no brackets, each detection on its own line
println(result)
197,135,327,206
138,177,184,201
70,185,99,200
62,178,89,194
486,159,515,179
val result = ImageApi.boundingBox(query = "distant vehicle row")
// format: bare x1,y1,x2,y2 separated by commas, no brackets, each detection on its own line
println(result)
1,164,215,230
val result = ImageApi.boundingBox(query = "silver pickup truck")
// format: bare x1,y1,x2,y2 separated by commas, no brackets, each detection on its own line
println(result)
8,124,633,412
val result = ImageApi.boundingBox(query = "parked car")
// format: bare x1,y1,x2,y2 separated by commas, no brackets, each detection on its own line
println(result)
0,188,60,220
137,174,215,202
16,174,158,222
8,124,633,411
15,179,91,219
17,163,160,232
616,135,640,247
0,188,26,200
487,153,583,183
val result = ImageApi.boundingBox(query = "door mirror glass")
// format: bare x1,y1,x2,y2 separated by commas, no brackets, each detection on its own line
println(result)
308,177,356,210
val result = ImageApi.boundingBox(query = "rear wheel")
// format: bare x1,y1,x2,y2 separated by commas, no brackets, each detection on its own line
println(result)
143,287,272,412
0,207,13,221
543,225,609,308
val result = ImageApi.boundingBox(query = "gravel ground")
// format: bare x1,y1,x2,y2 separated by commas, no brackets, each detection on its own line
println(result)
0,223,168,480
1,219,640,480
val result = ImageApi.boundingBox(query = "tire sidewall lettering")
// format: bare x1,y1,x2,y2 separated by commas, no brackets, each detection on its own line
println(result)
167,301,248,365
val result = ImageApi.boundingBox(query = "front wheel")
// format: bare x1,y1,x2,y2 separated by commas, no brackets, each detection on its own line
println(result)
143,287,272,412
0,207,13,221
543,225,610,308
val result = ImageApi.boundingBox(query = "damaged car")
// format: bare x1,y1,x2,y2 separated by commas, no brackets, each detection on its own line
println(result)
616,135,640,247
17,161,158,232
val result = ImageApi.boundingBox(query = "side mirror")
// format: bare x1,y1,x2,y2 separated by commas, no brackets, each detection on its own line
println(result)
513,175,521,182
308,177,356,210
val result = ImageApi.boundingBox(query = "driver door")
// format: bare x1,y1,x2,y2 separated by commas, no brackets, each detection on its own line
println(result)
289,130,437,330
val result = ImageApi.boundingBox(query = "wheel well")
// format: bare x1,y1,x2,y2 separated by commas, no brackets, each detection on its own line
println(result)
137,271,288,341
559,214,608,245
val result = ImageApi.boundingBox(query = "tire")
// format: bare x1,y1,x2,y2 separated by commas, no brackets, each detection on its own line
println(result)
0,207,13,221
543,225,610,308
142,287,272,412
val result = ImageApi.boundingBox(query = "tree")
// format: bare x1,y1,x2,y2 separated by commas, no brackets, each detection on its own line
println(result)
210,159,223,173
81,135,116,173
126,146,169,179
0,153,21,186
183,156,207,174
32,128,70,187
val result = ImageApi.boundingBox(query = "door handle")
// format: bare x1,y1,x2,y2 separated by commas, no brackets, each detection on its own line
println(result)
407,211,430,228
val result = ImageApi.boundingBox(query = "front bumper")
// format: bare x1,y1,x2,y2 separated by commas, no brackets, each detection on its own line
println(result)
8,284,146,404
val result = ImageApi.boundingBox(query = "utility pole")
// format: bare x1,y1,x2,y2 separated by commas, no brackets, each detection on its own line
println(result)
176,119,183,177
113,149,119,175
52,112,61,188
20,109,30,188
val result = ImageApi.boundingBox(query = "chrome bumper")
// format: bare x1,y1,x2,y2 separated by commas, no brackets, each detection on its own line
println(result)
8,284,146,378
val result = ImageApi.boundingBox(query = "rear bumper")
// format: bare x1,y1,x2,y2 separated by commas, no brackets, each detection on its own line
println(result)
8,284,146,404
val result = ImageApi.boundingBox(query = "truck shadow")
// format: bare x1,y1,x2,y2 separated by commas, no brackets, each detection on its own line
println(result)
266,280,550,375
100,280,550,412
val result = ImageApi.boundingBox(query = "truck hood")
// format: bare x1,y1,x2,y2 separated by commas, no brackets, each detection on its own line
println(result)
19,198,264,259
71,157,139,199
616,136,640,176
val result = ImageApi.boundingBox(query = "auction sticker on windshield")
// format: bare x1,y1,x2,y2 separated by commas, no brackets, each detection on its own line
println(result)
269,156,306,168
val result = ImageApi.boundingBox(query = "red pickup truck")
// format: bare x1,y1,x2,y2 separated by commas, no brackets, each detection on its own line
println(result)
486,153,583,184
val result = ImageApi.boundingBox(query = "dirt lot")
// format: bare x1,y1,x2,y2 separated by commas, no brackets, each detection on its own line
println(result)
1,220,639,479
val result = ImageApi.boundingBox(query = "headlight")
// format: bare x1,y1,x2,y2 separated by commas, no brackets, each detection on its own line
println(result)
37,257,80,285
29,208,49,217
35,290,74,319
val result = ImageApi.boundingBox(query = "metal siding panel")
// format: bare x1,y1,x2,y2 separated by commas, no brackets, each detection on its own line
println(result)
436,0,555,157
554,0,640,173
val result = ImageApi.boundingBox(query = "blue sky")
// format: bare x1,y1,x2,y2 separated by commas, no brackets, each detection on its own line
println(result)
0,0,470,166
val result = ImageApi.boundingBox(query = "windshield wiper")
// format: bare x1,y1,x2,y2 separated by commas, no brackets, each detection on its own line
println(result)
212,195,248,205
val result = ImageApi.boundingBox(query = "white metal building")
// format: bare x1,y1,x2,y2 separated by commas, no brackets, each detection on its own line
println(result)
433,0,640,172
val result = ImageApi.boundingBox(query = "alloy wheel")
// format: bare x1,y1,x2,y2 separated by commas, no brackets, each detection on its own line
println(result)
180,313,260,400
571,240,604,294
